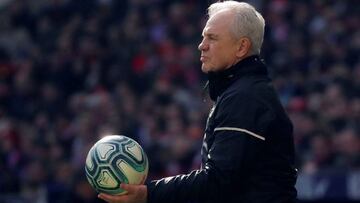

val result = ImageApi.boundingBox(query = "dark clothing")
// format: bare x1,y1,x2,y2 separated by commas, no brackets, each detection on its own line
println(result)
147,55,297,203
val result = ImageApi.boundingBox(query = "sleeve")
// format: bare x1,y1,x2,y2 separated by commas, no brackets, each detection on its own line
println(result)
146,92,274,203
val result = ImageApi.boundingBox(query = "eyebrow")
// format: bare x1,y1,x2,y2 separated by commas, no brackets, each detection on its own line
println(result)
202,32,219,39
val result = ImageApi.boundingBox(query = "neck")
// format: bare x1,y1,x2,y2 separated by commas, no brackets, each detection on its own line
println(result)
225,53,252,70
206,55,267,101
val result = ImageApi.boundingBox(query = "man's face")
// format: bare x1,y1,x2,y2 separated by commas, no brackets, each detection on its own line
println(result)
198,11,240,73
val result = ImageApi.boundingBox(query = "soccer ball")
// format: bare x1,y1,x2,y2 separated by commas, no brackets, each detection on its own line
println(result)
85,135,149,195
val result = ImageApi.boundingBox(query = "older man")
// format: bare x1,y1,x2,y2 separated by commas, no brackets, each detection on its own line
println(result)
98,1,297,203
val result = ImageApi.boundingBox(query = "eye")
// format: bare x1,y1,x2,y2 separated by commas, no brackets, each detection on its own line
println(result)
208,34,218,41
209,36,216,40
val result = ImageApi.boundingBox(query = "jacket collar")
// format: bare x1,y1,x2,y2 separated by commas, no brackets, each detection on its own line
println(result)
206,55,268,101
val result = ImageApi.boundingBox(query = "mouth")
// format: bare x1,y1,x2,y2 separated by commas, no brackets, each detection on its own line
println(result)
200,56,208,62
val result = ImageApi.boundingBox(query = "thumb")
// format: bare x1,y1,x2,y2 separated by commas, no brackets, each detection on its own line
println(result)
120,183,136,193
120,183,148,203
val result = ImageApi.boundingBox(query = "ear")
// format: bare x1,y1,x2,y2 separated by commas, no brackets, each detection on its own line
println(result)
236,37,251,58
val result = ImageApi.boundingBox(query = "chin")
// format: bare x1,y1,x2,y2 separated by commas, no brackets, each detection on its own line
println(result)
201,66,210,73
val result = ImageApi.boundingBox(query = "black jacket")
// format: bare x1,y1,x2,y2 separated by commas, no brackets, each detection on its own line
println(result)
147,55,297,203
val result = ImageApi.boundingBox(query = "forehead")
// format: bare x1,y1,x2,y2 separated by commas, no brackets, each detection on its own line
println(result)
203,10,234,35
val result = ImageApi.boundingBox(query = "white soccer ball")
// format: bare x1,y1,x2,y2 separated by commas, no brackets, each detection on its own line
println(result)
85,135,149,195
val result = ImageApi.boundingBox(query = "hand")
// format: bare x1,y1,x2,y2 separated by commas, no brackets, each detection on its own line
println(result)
98,183,147,203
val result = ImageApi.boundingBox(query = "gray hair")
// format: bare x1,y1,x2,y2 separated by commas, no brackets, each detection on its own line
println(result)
208,1,265,55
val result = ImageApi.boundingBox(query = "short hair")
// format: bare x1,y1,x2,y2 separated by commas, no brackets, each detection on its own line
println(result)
208,1,265,55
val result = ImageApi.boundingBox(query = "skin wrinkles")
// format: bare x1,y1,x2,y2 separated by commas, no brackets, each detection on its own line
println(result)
198,10,251,73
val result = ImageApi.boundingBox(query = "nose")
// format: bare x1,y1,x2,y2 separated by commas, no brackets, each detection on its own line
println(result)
198,39,208,51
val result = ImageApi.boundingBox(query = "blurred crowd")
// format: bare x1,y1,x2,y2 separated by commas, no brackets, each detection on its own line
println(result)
0,0,359,202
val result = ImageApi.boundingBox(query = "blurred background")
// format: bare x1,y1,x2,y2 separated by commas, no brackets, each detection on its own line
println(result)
0,0,359,202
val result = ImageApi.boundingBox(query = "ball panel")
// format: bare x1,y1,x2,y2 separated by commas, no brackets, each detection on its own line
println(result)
86,148,94,170
120,140,148,171
85,148,99,176
93,166,127,195
96,143,116,161
86,172,96,189
125,142,143,162
97,168,119,188
99,135,128,143
113,151,147,172
116,159,148,184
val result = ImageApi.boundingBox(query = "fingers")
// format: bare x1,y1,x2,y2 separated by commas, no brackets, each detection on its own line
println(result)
98,193,117,203
97,184,131,202
97,184,147,203
120,183,134,193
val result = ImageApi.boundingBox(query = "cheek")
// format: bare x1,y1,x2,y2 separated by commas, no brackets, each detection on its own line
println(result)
212,50,226,63
207,45,227,67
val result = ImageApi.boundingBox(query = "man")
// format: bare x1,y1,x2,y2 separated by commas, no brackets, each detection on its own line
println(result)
98,1,297,203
